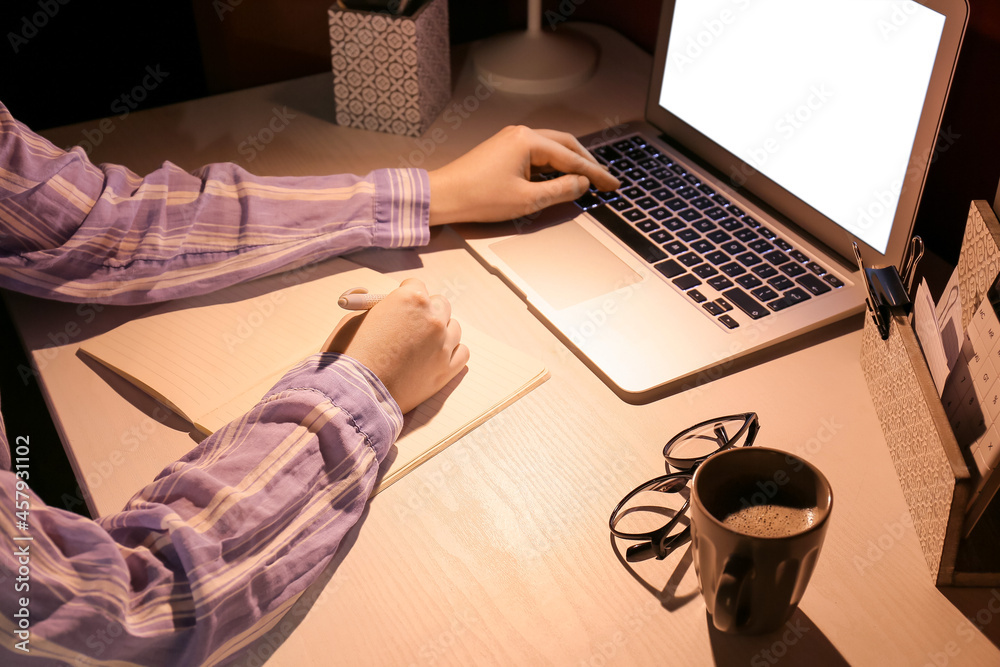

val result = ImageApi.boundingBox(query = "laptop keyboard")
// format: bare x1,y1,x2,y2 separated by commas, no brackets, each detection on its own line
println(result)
560,135,845,330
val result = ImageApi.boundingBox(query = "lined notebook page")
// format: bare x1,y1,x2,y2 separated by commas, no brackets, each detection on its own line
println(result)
79,258,548,492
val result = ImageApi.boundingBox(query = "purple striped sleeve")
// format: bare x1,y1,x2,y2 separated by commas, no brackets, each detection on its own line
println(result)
0,354,401,665
0,101,430,305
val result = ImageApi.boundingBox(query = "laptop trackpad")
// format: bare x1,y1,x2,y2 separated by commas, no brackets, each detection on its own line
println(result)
490,221,643,310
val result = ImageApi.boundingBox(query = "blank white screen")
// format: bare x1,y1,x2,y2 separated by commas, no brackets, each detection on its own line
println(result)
659,0,945,253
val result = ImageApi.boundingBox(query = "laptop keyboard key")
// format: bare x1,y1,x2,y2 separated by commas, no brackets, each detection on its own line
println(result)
654,259,685,278
674,273,702,290
719,314,740,329
650,230,673,244
693,263,719,278
768,275,794,291
706,230,731,244
705,250,730,265
797,273,833,295
752,264,779,279
779,262,807,278
791,250,811,264
722,287,771,319
763,250,790,265
703,301,725,316
687,289,707,302
692,219,717,233
752,286,779,302
636,219,660,233
678,252,703,267
575,192,602,210
590,205,667,264
721,262,747,277
708,275,734,291
690,240,715,254
736,252,763,267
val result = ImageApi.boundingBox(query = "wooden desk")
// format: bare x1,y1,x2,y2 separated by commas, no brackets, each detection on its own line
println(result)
7,23,1000,667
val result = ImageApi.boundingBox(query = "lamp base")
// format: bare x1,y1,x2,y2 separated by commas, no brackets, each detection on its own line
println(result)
471,29,598,95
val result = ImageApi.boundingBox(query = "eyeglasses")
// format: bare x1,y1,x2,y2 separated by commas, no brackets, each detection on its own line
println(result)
609,413,759,562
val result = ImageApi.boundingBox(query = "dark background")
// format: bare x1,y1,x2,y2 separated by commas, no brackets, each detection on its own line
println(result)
0,0,999,514
1,0,997,262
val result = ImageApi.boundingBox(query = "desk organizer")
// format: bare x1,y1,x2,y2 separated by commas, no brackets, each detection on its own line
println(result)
328,0,450,137
861,200,1000,586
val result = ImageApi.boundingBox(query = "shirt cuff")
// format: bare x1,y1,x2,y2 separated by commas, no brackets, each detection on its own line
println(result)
263,353,404,462
371,168,430,249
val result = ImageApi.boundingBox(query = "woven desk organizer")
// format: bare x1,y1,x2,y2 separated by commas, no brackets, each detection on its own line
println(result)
861,200,1000,586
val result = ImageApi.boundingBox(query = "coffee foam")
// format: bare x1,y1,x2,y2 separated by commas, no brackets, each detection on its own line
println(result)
721,504,817,538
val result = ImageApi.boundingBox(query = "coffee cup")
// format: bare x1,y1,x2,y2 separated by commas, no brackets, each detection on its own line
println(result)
690,446,833,634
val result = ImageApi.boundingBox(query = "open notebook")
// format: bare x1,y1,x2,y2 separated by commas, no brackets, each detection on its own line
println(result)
79,258,548,493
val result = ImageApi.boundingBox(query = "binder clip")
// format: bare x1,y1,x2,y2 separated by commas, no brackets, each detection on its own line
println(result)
853,241,915,340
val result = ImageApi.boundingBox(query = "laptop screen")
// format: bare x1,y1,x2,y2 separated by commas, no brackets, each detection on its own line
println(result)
656,0,946,255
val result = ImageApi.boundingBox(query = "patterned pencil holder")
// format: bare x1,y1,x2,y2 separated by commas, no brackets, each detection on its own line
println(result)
328,0,450,137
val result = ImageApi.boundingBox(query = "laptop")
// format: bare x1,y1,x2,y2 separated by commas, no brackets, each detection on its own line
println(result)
461,0,968,401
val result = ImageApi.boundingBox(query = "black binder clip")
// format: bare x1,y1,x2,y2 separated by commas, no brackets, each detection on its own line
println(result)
853,241,912,340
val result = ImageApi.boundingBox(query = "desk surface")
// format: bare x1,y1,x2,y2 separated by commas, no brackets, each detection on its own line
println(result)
8,23,1000,667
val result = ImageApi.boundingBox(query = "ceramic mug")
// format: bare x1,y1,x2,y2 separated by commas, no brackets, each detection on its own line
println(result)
690,446,833,634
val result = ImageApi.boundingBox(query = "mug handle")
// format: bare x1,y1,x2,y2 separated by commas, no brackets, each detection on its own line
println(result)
713,556,753,633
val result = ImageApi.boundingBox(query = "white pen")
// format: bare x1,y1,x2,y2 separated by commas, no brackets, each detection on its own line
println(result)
338,287,388,310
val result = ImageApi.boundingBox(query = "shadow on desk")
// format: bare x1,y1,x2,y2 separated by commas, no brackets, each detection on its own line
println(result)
220,498,375,667
707,608,849,666
609,532,848,664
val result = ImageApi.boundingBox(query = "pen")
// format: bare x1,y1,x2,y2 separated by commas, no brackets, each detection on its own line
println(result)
338,287,388,310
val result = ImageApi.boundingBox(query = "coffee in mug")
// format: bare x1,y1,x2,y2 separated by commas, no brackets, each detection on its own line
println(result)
690,447,833,635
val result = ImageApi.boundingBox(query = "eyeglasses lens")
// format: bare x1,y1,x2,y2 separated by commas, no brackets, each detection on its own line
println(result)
612,476,690,542
668,418,749,465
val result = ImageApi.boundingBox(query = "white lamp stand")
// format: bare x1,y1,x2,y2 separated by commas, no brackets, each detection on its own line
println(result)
471,0,599,95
